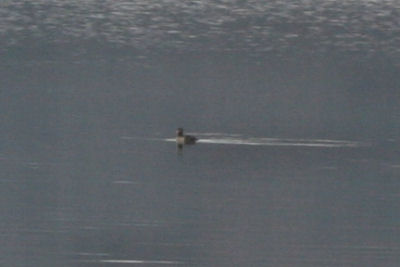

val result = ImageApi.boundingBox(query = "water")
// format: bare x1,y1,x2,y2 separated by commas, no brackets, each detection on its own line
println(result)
1,132,400,266
1,0,400,266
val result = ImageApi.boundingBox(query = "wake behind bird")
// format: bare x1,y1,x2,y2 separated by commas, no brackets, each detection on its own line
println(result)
122,133,366,148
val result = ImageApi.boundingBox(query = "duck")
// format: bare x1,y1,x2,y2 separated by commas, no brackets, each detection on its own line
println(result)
176,128,198,145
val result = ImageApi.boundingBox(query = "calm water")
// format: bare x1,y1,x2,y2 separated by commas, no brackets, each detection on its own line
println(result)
1,0,400,266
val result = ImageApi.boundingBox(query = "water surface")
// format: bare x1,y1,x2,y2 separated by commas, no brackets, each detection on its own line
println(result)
1,0,400,266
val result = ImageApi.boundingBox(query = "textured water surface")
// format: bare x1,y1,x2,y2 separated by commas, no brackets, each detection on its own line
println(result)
1,0,400,62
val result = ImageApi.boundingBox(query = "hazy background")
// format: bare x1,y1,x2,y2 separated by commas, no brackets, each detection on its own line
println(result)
1,0,400,140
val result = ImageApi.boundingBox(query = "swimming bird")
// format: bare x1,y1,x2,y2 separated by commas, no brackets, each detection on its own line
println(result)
176,128,198,145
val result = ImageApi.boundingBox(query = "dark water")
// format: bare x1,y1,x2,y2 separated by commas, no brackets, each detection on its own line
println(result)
1,1,400,266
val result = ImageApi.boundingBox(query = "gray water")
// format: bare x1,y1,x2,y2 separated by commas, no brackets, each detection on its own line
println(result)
1,1,400,266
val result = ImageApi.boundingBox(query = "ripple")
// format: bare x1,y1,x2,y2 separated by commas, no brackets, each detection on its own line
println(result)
96,259,183,264
112,180,139,185
165,133,366,148
0,0,399,61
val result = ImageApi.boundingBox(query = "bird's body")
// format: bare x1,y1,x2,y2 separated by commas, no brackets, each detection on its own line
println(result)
176,128,198,145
